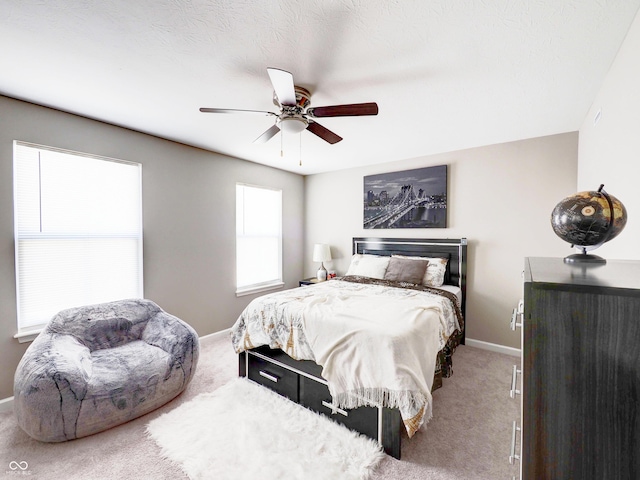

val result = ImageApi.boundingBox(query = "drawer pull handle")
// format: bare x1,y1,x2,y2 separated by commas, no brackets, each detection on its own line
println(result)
509,420,521,465
321,400,349,417
510,300,523,331
510,364,521,398
259,370,279,383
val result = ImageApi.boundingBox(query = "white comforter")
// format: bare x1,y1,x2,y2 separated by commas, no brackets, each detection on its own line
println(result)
231,277,461,437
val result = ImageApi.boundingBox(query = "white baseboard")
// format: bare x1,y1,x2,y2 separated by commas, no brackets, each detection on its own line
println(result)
0,396,14,414
199,328,231,341
465,338,521,357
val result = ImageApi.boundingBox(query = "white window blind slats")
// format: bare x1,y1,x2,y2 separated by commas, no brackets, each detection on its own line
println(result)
17,238,142,328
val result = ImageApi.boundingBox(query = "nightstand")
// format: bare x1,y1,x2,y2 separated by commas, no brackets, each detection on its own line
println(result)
299,277,323,286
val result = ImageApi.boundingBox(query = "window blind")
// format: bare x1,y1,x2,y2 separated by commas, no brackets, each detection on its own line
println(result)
13,142,143,330
236,184,283,294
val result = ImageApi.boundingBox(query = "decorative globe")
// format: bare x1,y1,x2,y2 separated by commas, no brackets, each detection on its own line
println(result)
551,188,627,252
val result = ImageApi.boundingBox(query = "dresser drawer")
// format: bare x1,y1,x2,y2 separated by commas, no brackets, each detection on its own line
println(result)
299,375,378,440
247,353,299,402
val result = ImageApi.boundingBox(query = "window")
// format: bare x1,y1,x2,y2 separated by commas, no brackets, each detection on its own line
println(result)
13,142,143,335
236,184,283,295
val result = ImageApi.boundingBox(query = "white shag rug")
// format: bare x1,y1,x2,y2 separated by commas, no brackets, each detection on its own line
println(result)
146,377,385,480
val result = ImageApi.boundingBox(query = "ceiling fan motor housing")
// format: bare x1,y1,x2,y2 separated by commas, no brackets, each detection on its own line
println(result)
273,85,311,109
274,86,311,133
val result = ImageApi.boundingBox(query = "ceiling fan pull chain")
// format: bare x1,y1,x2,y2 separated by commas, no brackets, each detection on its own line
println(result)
280,129,284,157
299,133,302,166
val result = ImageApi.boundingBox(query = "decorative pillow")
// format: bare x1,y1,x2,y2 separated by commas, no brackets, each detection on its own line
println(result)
423,257,449,287
345,254,390,279
392,255,449,287
383,256,429,284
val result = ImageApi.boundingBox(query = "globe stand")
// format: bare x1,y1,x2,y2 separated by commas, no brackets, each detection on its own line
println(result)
564,248,606,265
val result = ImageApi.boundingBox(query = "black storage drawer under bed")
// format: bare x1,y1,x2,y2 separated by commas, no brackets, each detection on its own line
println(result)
241,347,403,459
299,375,379,440
247,354,299,402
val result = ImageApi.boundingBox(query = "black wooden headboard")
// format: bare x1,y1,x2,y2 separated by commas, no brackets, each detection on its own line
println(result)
352,237,468,325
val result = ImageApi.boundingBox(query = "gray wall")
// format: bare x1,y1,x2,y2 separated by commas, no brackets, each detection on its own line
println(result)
303,133,578,349
0,95,304,399
578,8,640,260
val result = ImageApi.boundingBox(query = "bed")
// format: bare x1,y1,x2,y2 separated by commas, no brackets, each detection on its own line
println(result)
231,237,467,459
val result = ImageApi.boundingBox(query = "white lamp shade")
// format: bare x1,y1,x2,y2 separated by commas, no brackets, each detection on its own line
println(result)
312,244,331,262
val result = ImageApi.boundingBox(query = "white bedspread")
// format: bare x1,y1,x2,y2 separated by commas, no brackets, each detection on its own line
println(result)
231,278,461,437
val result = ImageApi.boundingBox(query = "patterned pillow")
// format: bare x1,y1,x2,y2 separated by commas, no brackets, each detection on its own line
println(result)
345,254,390,279
392,255,449,287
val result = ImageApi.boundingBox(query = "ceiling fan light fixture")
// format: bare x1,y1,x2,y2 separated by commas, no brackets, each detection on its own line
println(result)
278,116,308,134
200,68,377,147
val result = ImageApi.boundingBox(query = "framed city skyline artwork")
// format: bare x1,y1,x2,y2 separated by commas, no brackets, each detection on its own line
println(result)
363,165,447,229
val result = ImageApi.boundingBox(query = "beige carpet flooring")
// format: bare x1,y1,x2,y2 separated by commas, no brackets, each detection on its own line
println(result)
1,334,521,479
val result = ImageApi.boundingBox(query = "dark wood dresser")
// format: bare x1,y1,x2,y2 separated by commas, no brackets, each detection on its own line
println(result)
522,257,640,479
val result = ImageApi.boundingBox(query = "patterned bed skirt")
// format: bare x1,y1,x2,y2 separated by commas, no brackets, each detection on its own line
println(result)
433,327,463,392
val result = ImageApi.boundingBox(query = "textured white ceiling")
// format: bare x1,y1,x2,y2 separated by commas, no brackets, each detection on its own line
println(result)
1,1,639,175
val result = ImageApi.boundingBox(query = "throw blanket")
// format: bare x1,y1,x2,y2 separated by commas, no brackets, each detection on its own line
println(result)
231,276,463,437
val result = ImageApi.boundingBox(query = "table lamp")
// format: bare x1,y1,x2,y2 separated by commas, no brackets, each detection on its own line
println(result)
312,244,331,281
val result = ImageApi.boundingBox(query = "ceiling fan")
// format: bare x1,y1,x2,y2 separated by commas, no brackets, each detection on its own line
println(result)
199,67,378,145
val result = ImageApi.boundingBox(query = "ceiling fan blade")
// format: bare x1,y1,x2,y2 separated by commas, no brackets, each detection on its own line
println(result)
267,67,297,106
306,121,343,144
199,107,276,116
307,102,378,118
253,124,281,144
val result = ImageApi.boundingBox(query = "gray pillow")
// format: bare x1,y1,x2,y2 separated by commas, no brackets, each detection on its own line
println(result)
383,256,429,284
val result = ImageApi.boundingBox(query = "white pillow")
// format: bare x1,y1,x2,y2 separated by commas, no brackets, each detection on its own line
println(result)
392,255,449,287
345,254,390,279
